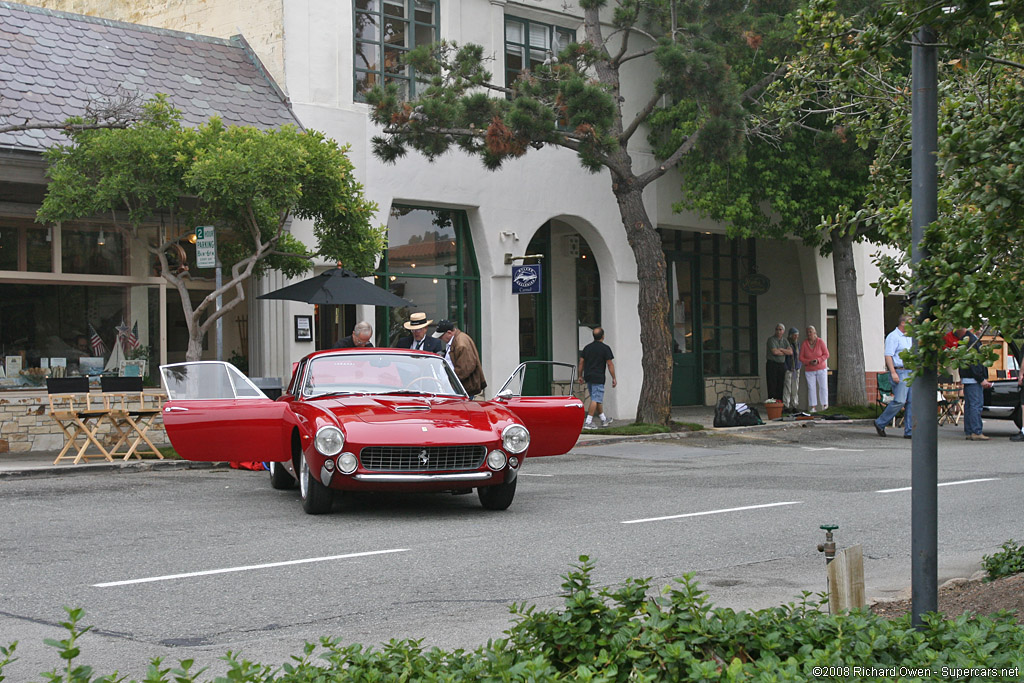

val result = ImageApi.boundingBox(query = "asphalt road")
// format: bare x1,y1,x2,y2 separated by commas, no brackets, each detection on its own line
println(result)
2,419,1023,679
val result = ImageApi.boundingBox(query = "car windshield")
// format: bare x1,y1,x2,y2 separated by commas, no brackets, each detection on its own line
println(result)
302,352,466,398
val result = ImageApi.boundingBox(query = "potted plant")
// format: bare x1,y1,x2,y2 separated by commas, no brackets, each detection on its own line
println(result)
763,398,784,420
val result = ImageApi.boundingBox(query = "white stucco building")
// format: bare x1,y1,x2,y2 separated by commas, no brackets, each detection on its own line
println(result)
6,0,899,417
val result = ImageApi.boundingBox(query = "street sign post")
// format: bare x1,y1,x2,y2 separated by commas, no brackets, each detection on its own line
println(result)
195,226,216,268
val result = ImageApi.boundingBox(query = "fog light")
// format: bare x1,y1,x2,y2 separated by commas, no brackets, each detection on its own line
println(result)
509,456,520,469
338,452,358,474
323,458,335,472
486,450,507,471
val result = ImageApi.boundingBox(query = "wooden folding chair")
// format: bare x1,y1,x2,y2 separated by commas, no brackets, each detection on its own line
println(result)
47,377,121,465
101,376,164,460
938,382,964,426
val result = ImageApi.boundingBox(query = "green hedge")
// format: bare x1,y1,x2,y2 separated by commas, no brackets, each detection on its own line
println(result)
3,557,1022,682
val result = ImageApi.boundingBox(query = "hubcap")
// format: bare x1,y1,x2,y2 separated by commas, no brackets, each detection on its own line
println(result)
300,457,309,498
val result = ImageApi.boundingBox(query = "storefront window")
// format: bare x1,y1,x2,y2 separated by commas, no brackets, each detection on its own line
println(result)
375,205,479,347
660,229,757,377
0,221,53,272
0,283,160,388
62,224,125,275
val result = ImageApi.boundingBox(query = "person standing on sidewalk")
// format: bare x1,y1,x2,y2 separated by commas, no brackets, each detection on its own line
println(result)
874,315,914,438
578,327,616,430
434,320,486,399
765,324,791,401
958,327,992,441
783,327,802,413
799,325,830,413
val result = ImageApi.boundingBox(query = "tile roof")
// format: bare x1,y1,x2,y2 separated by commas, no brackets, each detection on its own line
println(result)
0,0,299,152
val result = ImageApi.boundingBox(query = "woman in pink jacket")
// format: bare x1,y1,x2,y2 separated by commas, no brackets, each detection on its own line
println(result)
799,325,830,412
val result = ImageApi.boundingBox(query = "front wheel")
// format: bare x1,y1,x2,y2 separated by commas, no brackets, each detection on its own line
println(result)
269,461,296,490
477,477,517,511
299,455,333,514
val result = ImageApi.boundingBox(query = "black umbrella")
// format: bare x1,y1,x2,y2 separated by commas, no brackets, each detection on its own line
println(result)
257,267,414,307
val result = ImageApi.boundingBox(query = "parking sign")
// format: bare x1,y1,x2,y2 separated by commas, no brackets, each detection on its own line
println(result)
195,226,216,268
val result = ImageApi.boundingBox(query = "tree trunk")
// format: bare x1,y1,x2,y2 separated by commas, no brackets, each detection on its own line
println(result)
831,230,867,406
614,185,673,425
186,331,204,362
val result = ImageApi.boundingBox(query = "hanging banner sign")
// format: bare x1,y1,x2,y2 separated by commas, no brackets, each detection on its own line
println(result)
512,264,542,295
195,225,217,268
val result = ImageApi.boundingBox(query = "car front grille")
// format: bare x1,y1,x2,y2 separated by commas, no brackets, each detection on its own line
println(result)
360,445,486,472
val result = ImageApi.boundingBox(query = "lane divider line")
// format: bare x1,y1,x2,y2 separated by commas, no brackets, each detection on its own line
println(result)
621,501,802,525
93,548,410,587
876,477,1000,494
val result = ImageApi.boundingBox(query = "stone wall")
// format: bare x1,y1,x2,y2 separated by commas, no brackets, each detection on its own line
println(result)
704,376,761,406
0,393,169,454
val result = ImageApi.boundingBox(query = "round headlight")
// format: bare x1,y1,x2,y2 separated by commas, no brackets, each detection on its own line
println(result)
502,424,530,454
486,450,507,471
338,452,358,475
315,426,345,456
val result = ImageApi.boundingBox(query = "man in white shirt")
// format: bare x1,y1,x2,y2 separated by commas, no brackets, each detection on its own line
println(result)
874,315,914,438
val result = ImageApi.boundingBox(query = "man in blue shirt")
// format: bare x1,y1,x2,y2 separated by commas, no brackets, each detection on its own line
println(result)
874,315,913,438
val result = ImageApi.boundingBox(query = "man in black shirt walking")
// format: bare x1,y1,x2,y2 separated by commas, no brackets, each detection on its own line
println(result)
577,327,617,430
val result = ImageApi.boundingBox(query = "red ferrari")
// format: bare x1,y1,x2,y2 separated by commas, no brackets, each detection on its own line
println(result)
160,350,585,514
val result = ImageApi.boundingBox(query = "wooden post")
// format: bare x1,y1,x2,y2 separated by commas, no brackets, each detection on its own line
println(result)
827,544,865,613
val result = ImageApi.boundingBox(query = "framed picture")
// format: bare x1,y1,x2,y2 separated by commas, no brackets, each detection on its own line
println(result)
79,357,104,376
120,359,147,378
294,315,313,342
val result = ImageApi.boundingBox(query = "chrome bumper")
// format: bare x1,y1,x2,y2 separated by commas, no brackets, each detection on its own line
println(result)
354,471,494,483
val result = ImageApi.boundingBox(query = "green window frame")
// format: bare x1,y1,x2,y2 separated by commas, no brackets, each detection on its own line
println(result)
354,0,439,101
504,16,575,87
576,239,600,327
661,230,757,377
374,205,481,349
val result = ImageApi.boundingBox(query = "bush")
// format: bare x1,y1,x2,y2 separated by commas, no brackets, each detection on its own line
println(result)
4,558,1024,682
983,540,1024,580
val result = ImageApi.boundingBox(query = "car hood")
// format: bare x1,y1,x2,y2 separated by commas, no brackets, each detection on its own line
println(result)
315,395,499,428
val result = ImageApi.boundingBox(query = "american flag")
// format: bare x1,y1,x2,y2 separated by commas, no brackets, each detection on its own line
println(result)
88,323,106,356
126,322,140,350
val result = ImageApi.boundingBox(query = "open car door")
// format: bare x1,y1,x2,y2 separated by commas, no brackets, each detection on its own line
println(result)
495,361,584,456
160,361,294,462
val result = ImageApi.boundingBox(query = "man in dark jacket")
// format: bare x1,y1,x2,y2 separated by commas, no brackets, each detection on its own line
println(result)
959,328,993,441
395,312,444,353
336,321,374,348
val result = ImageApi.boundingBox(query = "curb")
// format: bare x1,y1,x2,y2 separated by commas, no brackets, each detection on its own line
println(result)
570,417,878,448
0,459,232,480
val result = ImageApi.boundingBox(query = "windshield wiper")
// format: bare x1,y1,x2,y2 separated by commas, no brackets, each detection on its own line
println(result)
378,390,435,396
308,390,362,399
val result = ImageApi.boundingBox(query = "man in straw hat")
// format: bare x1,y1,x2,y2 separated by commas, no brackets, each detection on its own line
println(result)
395,312,444,353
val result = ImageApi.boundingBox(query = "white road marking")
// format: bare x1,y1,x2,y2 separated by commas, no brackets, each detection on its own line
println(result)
621,501,802,525
876,477,1000,494
519,473,554,477
93,548,410,587
801,447,865,452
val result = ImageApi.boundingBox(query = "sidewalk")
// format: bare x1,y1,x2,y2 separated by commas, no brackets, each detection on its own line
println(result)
0,405,832,477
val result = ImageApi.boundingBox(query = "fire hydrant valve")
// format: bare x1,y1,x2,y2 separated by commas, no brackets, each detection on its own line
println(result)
817,525,838,564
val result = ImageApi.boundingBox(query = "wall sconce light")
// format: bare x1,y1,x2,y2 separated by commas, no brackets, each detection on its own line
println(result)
97,229,106,246
187,233,197,244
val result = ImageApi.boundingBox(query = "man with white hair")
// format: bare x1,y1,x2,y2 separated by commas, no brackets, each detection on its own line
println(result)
336,321,374,348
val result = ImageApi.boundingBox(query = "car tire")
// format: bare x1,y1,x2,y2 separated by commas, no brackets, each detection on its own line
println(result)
269,461,296,490
299,455,333,515
477,477,517,511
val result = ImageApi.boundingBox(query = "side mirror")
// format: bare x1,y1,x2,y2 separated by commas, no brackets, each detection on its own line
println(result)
494,389,514,401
